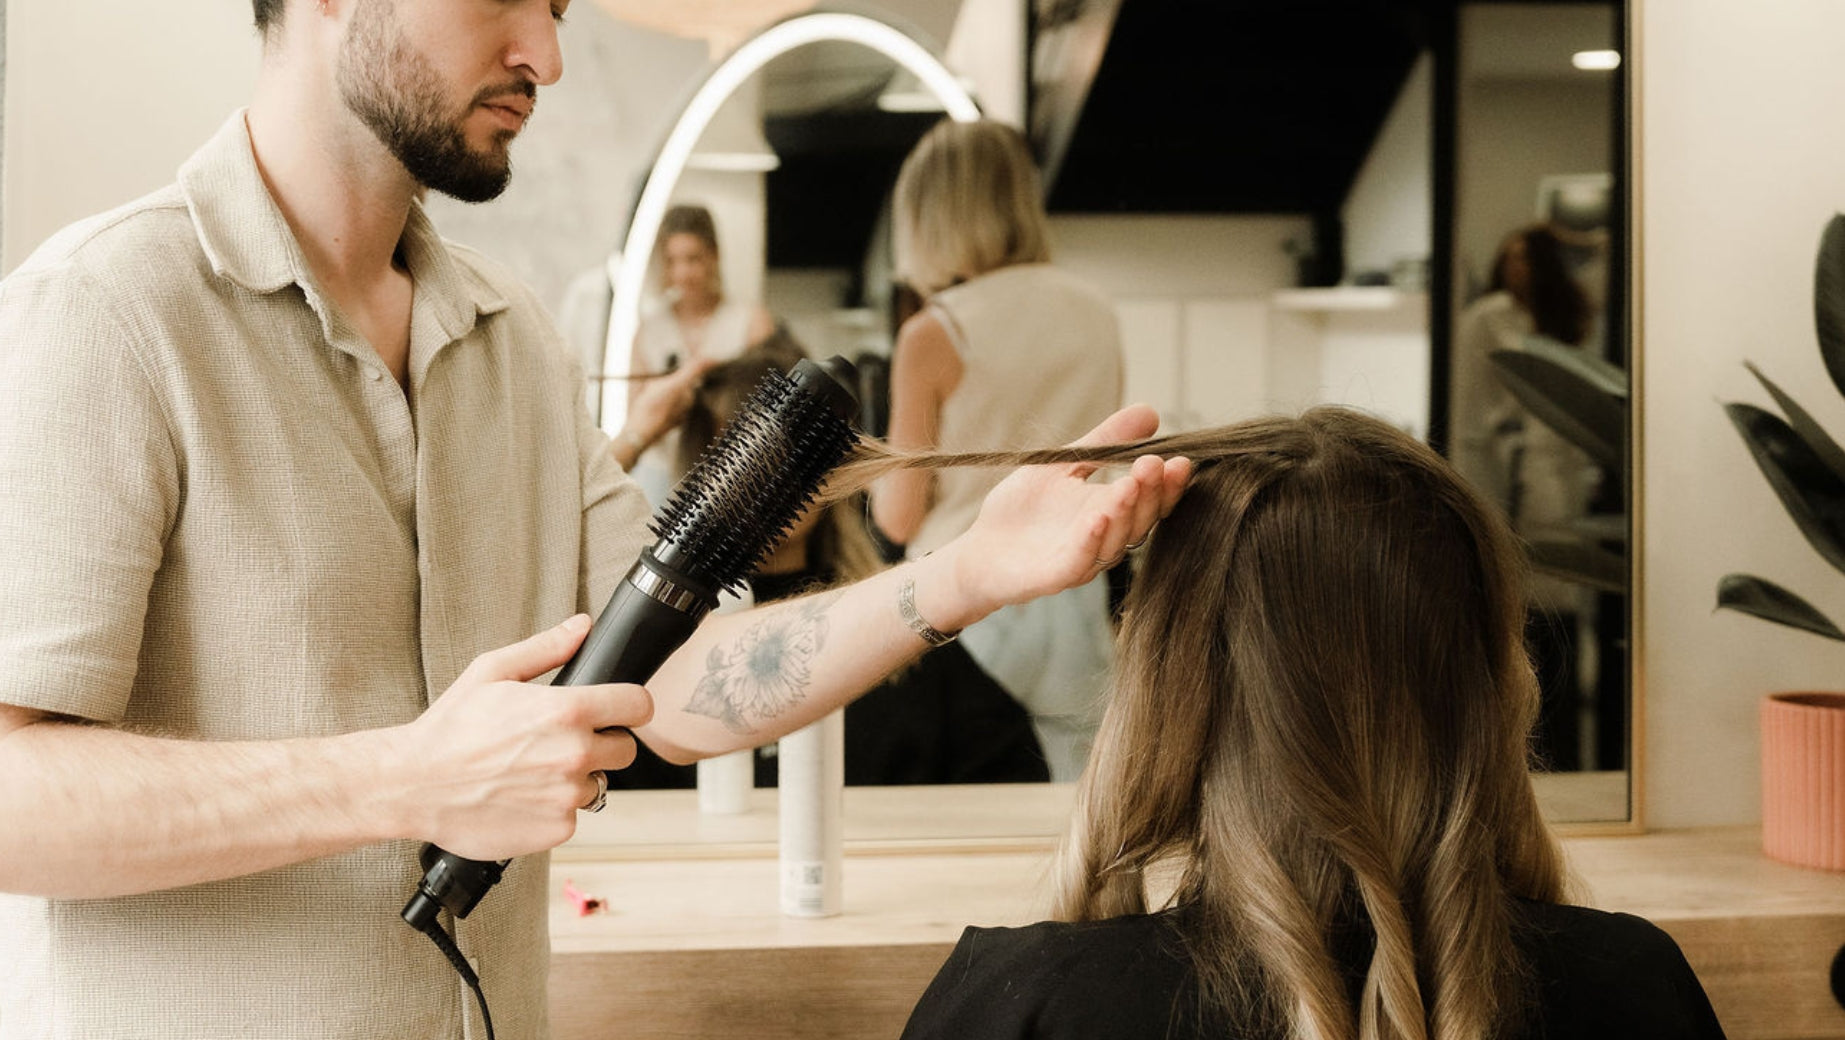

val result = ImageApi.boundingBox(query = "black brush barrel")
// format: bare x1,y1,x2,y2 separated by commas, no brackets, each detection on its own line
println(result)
652,357,860,588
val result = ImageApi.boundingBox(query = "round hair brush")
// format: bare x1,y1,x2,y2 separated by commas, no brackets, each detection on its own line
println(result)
403,355,861,931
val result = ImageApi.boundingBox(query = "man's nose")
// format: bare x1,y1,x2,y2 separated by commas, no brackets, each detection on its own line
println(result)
506,7,563,86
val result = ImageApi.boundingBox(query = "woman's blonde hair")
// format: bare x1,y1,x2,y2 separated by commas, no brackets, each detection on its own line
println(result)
891,119,1052,296
830,407,1568,1040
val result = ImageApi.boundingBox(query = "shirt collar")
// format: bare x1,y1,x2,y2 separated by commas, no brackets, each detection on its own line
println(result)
177,109,510,338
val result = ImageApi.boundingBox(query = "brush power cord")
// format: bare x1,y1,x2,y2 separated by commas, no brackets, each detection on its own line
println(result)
410,913,496,1040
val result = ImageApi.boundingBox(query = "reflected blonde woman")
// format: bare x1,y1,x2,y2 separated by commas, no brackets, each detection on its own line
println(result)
832,407,1722,1040
876,118,1126,782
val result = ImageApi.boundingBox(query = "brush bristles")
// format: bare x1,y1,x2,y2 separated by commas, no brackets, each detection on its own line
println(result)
651,370,859,591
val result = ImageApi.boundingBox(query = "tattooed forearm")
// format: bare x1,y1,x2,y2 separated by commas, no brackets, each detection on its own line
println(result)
685,591,841,733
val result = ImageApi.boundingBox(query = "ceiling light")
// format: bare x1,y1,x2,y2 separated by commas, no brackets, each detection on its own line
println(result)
1572,50,1621,71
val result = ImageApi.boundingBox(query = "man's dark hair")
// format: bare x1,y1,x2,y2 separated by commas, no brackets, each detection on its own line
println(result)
253,0,284,34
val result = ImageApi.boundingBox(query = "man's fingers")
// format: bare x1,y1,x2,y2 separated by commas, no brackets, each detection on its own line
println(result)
670,354,720,389
1159,457,1194,518
589,727,640,773
576,682,655,733
462,614,591,685
1091,471,1145,564
1058,404,1161,480
1070,403,1161,449
1123,455,1166,537
1088,455,1190,570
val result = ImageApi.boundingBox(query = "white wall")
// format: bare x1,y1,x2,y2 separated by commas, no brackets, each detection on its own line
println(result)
944,0,1026,127
1455,4,1617,295
1640,0,1845,827
1049,215,1429,437
1050,214,1308,429
1455,77,1613,296
1343,53,1431,281
3,0,256,270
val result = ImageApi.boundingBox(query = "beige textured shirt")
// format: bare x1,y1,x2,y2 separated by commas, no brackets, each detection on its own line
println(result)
0,112,652,1039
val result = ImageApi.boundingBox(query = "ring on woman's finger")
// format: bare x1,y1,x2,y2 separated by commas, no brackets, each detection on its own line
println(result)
582,770,609,814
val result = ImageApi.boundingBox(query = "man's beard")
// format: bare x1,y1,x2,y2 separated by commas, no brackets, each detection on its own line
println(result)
336,0,529,203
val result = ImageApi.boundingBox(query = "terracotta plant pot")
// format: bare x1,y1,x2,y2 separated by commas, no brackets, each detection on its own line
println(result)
1761,692,1845,871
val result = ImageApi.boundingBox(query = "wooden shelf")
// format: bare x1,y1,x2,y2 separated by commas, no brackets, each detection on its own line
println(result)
559,773,1628,862
547,826,1845,1040
1271,286,1426,312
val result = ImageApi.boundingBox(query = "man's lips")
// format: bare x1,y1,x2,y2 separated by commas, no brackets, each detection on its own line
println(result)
476,87,536,130
478,100,531,132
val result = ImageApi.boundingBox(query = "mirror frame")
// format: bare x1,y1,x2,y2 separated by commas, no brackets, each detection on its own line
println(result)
1623,0,1645,834
1432,0,1641,835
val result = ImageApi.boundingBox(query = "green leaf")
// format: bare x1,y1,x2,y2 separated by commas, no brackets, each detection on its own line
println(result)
1488,341,1628,470
1724,402,1845,576
1715,573,1845,641
1815,214,1845,401
1529,539,1628,595
1744,361,1845,486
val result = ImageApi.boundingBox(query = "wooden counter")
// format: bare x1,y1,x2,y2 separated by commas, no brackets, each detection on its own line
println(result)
548,790,1843,1040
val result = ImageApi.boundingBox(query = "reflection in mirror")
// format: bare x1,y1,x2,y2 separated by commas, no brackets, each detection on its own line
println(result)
598,13,979,431
589,13,1016,792
1441,1,1628,796
1023,0,1629,822
432,1,1635,830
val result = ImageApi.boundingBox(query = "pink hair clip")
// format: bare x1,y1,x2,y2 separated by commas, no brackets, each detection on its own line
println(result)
561,878,606,916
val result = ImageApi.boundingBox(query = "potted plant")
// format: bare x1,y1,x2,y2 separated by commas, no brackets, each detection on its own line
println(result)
1716,213,1845,871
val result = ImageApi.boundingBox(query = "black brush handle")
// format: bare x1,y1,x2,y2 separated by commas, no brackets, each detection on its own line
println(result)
402,356,860,929
404,554,713,926
553,552,714,687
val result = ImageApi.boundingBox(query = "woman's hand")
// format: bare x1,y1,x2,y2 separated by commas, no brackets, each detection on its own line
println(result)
923,405,1191,626
612,356,719,469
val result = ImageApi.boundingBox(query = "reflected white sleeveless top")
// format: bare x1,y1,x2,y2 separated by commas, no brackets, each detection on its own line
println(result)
906,263,1125,556
628,298,757,505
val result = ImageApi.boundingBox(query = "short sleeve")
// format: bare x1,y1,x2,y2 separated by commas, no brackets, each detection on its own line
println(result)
1622,914,1729,1040
0,266,179,721
900,917,1202,1040
575,376,652,616
1516,902,1731,1039
900,927,1039,1040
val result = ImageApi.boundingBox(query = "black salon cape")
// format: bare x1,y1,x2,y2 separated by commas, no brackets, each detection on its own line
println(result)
900,901,1728,1039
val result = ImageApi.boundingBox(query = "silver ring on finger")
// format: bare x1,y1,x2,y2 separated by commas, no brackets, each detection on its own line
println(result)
582,770,609,814
1126,523,1157,553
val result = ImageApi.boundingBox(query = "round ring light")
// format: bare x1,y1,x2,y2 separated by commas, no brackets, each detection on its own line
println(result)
600,11,981,431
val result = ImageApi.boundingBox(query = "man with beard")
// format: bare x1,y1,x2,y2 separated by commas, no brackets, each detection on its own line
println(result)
0,1,1188,1038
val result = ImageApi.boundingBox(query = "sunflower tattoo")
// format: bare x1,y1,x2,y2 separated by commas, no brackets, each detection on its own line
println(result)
686,592,839,732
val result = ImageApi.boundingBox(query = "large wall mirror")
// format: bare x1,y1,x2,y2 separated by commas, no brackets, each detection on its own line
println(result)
431,0,1637,843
